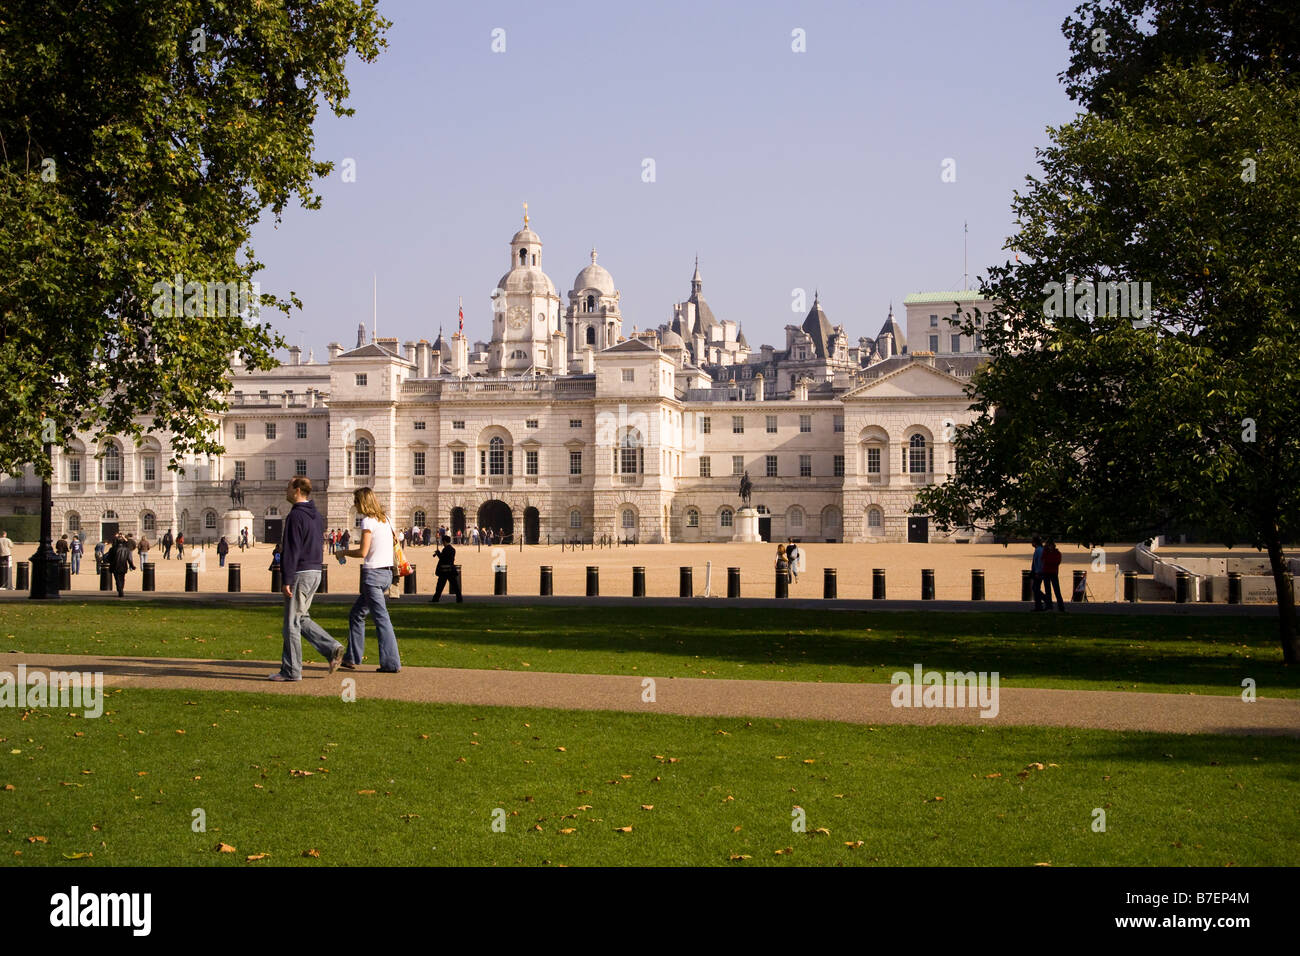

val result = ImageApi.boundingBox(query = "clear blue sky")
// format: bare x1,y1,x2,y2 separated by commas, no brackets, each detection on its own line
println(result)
249,0,1084,356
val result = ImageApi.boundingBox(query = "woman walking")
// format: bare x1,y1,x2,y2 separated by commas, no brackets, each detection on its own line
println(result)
217,536,230,567
340,487,401,673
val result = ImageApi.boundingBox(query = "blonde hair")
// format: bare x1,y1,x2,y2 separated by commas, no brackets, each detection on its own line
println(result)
353,487,388,524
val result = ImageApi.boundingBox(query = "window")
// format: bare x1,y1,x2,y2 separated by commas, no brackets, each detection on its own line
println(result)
930,314,938,327
355,374,367,387
928,335,939,352
799,414,812,433
587,294,596,312
525,450,538,475
789,508,804,528
951,334,962,353
833,454,845,477
732,455,744,476
867,447,881,474
975,333,984,352
799,454,812,477
259,390,269,401
235,460,246,481
619,430,642,475
622,509,636,530
765,455,778,478
699,456,711,478
732,416,744,434
570,419,582,428
297,422,308,439
452,450,465,476
142,512,156,533
102,445,121,483
268,507,279,517
68,459,81,484
264,460,276,480
868,507,884,531
569,451,582,475
414,510,426,527
686,508,700,528
526,419,538,429
205,511,217,530
765,415,777,434
908,434,928,473
585,327,595,345
413,421,426,431
569,509,582,529
235,423,246,440
265,422,276,440
354,437,371,477
295,459,308,477
143,456,156,482
489,436,505,475
510,350,527,360
621,368,634,383
833,416,844,433
453,420,465,430
720,508,734,528
66,513,81,533
701,417,711,434
413,451,426,477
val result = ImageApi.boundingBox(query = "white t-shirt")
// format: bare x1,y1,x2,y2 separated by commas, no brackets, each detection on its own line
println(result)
361,516,395,568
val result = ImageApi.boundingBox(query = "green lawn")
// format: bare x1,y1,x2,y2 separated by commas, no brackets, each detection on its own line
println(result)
2,602,1296,697
2,688,1296,866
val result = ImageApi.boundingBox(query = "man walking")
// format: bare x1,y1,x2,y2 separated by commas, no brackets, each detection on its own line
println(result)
270,477,343,682
430,534,462,603
786,539,801,584
162,528,173,560
109,532,134,596
69,535,82,575
1030,535,1047,611
1042,538,1066,612
0,530,12,589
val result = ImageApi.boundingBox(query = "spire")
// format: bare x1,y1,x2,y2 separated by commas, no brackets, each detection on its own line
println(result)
591,247,598,264
356,322,366,349
691,256,702,294
814,288,820,306
523,200,529,228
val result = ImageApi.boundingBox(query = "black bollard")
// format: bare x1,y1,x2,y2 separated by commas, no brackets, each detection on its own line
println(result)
971,569,985,601
586,566,599,597
404,565,418,595
454,565,462,597
1227,571,1242,605
775,562,789,599
632,566,645,598
921,568,935,601
318,562,328,594
185,562,199,593
1123,570,1137,602
227,562,241,593
872,568,886,600
679,566,692,598
494,567,508,596
16,560,30,591
99,562,111,592
1072,569,1086,602
59,561,71,591
270,566,282,593
727,567,741,598
1021,569,1033,601
824,567,837,599
142,562,156,592
1175,569,1190,604
540,565,553,596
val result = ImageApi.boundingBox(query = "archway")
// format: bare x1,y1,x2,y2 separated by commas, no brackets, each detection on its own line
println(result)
523,507,540,545
477,499,514,543
450,507,466,536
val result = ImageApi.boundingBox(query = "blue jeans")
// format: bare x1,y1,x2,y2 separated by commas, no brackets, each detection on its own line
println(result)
70,552,81,574
347,566,400,671
281,570,341,680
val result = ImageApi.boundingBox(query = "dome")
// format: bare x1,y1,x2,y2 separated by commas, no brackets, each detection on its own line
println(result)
512,227,540,245
496,267,556,297
572,248,616,295
660,328,685,350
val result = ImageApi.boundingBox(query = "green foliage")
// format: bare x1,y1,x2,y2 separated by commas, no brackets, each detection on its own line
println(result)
0,0,389,475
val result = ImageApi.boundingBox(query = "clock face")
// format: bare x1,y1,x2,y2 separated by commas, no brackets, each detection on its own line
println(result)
508,306,527,330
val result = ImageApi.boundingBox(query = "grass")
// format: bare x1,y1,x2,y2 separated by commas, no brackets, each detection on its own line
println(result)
2,602,1297,697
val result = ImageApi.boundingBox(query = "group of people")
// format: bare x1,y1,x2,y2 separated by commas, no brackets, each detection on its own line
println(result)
1030,536,1066,611
774,539,805,583
325,528,351,554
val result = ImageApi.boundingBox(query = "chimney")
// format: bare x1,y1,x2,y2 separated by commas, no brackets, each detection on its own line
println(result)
281,390,291,408
551,329,565,374
793,376,809,401
414,340,429,378
327,342,343,361
307,389,316,409
754,372,764,401
288,345,301,366
403,340,416,365
452,332,469,378
583,346,595,374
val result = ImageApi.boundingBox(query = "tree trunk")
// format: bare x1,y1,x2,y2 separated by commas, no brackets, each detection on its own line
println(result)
1264,525,1298,665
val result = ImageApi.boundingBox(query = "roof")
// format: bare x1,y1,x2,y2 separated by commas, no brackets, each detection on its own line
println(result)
902,291,988,305
338,342,402,359
801,296,834,359
602,337,658,354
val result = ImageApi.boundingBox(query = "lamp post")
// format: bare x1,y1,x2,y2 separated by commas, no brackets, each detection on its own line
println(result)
29,442,61,599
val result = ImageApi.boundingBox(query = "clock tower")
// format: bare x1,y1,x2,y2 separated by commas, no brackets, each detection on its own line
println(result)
489,203,563,375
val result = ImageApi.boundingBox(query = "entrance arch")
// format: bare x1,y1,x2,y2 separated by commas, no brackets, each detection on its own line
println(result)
450,507,466,536
477,500,514,543
523,507,540,545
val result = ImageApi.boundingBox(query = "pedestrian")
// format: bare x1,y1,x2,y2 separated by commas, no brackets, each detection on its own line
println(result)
69,535,83,575
775,543,790,583
93,539,106,573
109,532,134,596
269,477,343,682
269,547,281,571
340,528,350,551
136,535,148,566
1030,535,1047,611
430,534,463,603
0,529,12,589
175,531,185,559
162,528,173,560
1042,538,1066,612
339,486,401,673
217,536,229,568
56,534,70,565
786,539,801,584
327,530,335,555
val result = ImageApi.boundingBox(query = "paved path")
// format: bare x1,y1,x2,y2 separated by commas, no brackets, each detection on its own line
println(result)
9,652,1298,738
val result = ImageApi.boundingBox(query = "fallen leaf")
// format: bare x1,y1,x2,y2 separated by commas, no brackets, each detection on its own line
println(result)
302,849,321,858
640,805,654,811
774,847,793,855
2,785,13,791
614,826,633,833
27,836,48,844
732,825,743,833
1026,762,1045,771
985,773,1002,779
558,828,576,835
728,854,751,861
246,853,270,862
290,769,314,777
357,790,376,796
555,747,566,752
576,805,592,811
716,730,730,736
532,824,543,832
215,843,236,853
803,759,815,764
845,841,864,848
175,730,186,735
813,827,831,836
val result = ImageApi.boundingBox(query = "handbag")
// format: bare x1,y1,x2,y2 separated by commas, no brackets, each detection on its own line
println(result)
391,524,412,578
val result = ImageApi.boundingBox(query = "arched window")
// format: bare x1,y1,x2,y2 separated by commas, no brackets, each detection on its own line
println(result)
720,508,734,528
908,434,927,474
519,248,528,266
489,436,505,475
586,294,595,312
413,510,426,528
788,507,804,528
102,510,118,520
585,326,595,346
867,507,884,533
204,510,217,530
102,443,122,483
822,506,841,530
65,512,81,533
354,436,371,477
619,429,643,475
141,512,156,533
622,509,636,530
569,509,582,529
686,508,700,528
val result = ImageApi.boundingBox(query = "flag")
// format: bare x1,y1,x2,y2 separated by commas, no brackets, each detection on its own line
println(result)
458,299,463,333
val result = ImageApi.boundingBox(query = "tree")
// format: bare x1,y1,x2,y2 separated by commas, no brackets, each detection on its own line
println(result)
0,0,388,595
917,63,1300,662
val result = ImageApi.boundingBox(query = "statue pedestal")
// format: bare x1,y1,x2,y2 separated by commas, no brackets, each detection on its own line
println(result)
222,510,254,544
731,507,762,543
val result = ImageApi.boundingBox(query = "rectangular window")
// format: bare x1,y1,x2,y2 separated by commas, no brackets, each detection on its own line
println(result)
732,455,744,476
413,451,426,477
928,335,939,352
570,419,582,428
975,333,984,352
68,459,80,484
413,421,426,431
799,454,812,477
765,455,777,478
235,461,246,481
732,416,744,434
833,454,845,477
143,457,156,482
833,416,844,433
867,447,881,474
701,416,711,434
265,422,276,440
526,419,539,429
264,460,276,480
295,458,308,477
235,423,246,440
569,451,582,475
452,420,465,430
452,450,465,476
951,334,962,353
355,373,367,387
569,510,582,529
765,415,777,434
699,456,711,478
296,421,308,439
930,314,938,327
526,450,538,475
621,368,634,383
799,414,812,433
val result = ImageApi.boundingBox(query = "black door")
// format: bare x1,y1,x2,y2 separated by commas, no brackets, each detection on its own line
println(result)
263,519,283,545
523,507,540,545
758,517,771,542
907,517,929,543
100,522,119,543
450,507,466,536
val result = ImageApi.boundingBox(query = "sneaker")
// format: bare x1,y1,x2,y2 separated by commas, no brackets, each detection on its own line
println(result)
268,673,298,682
328,646,344,674
339,661,358,671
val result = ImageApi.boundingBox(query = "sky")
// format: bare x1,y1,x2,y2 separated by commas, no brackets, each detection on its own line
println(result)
248,0,1085,358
